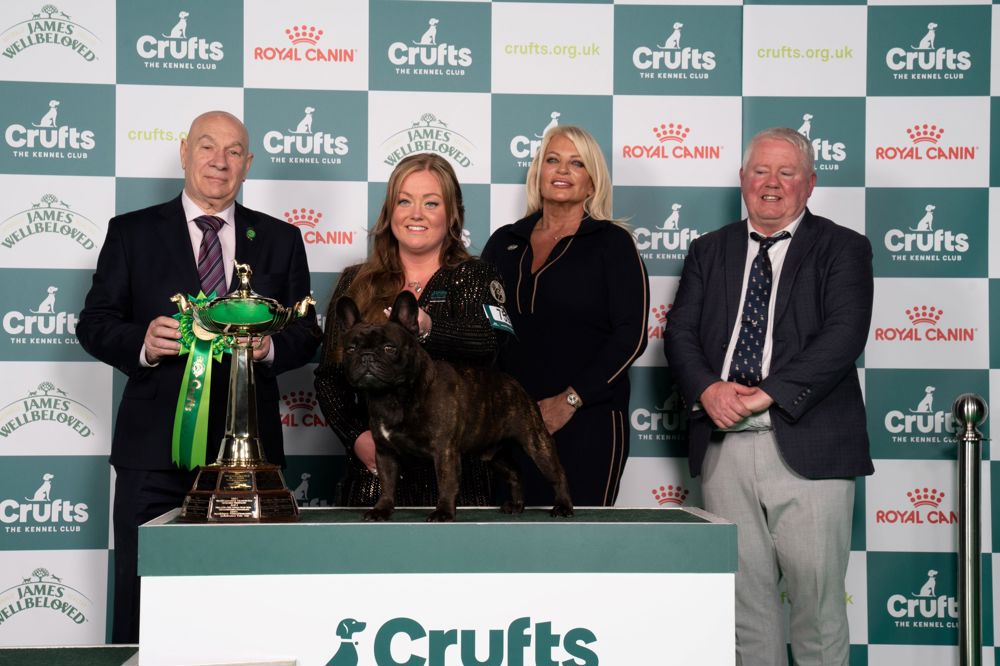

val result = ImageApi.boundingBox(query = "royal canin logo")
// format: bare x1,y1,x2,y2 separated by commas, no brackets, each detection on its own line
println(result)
252,24,356,63
622,123,721,160
284,207,354,246
279,390,327,428
647,303,671,340
874,124,977,161
875,487,956,525
873,305,975,342
651,484,689,506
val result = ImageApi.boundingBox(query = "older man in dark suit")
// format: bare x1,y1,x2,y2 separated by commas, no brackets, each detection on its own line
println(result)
664,127,874,666
77,110,320,643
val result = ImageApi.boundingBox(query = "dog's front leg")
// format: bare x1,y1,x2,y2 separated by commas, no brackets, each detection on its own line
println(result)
426,450,460,522
364,450,399,521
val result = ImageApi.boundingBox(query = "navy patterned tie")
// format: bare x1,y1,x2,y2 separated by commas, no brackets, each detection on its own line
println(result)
194,215,226,297
727,230,791,386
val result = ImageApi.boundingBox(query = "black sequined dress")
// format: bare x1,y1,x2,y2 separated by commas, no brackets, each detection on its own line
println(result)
314,259,509,507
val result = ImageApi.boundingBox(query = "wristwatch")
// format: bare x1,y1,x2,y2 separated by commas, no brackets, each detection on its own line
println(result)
565,392,582,410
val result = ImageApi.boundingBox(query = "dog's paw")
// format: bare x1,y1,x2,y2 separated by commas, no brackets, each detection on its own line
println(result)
363,508,392,522
425,509,455,522
500,501,525,514
550,504,574,518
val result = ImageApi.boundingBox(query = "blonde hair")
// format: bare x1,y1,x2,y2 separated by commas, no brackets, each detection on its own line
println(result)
524,125,617,222
349,153,470,322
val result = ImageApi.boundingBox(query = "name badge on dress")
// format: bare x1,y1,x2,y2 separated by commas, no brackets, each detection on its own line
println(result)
483,304,514,334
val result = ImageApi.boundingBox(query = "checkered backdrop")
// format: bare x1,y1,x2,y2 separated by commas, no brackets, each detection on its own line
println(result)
0,0,997,661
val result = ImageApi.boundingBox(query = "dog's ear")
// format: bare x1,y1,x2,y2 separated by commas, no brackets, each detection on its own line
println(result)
389,291,420,336
334,296,362,332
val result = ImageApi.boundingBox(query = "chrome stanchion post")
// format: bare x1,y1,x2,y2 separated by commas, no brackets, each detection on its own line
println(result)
952,393,987,666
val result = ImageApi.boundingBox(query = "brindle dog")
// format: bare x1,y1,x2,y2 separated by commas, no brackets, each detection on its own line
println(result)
336,291,574,522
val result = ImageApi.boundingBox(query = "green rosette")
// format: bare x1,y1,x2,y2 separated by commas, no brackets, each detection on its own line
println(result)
171,291,232,470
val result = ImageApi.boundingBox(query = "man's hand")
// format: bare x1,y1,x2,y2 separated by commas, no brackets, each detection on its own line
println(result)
740,387,774,414
252,335,271,361
700,381,755,429
143,316,181,364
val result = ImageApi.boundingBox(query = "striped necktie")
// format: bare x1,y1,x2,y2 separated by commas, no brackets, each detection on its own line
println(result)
193,215,226,297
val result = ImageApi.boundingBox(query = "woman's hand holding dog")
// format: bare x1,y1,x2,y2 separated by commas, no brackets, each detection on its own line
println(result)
354,430,378,474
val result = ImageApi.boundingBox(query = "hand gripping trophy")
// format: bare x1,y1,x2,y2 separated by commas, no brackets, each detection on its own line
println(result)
172,262,314,522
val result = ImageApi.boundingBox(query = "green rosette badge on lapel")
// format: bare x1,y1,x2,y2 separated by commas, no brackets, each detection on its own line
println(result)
170,290,233,470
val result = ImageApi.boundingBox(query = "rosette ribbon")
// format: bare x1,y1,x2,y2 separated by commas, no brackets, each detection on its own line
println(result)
171,291,232,470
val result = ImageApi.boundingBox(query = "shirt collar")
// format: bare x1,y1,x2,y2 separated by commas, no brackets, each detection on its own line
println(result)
181,190,236,226
745,209,805,239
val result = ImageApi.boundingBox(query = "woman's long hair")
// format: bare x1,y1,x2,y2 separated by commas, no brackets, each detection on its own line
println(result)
348,153,471,322
524,125,616,222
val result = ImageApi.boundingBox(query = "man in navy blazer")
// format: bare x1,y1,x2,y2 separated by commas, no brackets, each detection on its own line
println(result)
77,111,320,643
664,127,873,666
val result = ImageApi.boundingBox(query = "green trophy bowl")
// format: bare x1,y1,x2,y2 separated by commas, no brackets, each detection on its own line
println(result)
173,262,315,523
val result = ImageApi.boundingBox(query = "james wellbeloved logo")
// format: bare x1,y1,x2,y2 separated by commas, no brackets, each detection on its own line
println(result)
651,484,689,506
3,285,78,344
381,113,474,169
252,24,355,64
875,486,956,526
0,4,99,61
621,123,722,161
874,123,977,162
867,6,988,95
323,616,598,666
1,193,99,251
262,106,349,166
0,567,91,628
0,381,95,439
4,99,95,159
873,305,975,343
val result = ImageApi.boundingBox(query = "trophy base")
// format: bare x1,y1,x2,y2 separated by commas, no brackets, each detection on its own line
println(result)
179,463,300,523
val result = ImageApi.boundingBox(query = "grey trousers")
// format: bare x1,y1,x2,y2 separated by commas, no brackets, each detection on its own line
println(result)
701,430,855,666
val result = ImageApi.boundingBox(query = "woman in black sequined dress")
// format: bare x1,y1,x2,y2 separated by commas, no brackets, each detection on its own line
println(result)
314,153,510,508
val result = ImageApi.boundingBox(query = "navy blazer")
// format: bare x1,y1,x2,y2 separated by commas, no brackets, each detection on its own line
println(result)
663,209,875,480
77,195,321,470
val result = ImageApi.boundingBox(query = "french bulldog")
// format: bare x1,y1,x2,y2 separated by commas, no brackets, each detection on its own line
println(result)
336,291,574,522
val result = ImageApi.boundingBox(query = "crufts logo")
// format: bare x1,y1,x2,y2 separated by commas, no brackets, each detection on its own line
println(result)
0,380,95,438
631,389,685,437
875,486,956,525
882,203,969,259
886,569,958,628
621,123,722,161
795,113,846,169
253,24,356,63
632,20,716,75
263,106,349,164
2,193,98,251
284,208,355,247
508,111,560,165
4,99,96,156
324,616,598,666
290,472,330,508
381,113,473,169
883,384,956,439
1,4,98,61
873,305,975,342
0,472,89,528
0,567,90,627
135,10,223,67
874,123,976,161
387,17,472,72
280,389,328,428
633,201,700,260
885,21,971,77
2,285,80,343
651,484,689,506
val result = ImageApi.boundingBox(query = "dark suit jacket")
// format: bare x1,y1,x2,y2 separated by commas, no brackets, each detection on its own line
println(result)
663,209,875,480
77,195,321,470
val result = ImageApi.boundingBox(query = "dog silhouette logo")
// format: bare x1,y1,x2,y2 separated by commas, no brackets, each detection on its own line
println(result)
658,203,683,230
909,386,936,413
797,113,813,140
164,11,190,39
657,22,683,50
910,204,936,232
913,569,938,597
415,18,439,46
535,111,560,139
292,473,311,502
912,22,938,51
33,100,60,128
326,618,367,666
31,286,59,314
292,107,316,134
26,473,55,502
